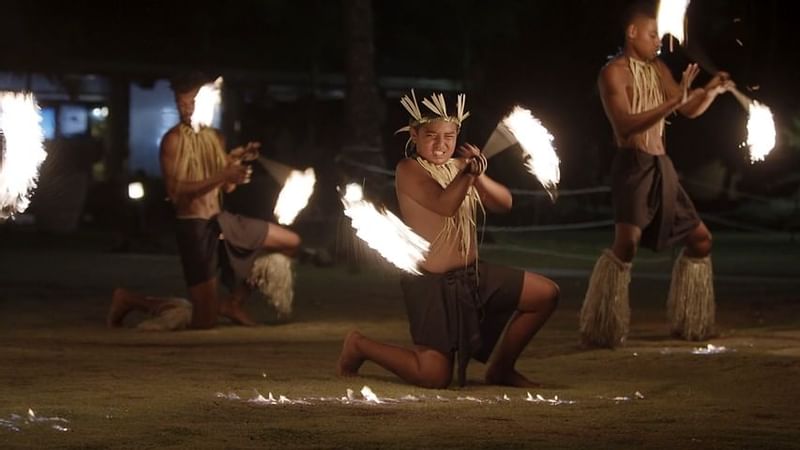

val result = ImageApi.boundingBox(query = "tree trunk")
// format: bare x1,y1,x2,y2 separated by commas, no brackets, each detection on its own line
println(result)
107,76,130,183
341,0,384,169
339,0,388,270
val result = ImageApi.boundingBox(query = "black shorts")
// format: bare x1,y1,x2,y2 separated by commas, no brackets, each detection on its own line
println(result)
611,148,700,251
400,261,524,363
174,211,269,288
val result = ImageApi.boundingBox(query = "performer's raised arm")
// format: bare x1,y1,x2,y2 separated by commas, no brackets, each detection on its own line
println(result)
656,61,735,118
160,129,250,204
456,143,512,213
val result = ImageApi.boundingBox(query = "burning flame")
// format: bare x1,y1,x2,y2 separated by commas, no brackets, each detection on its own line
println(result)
745,101,775,163
340,183,429,274
692,343,729,354
191,77,222,132
524,392,577,405
274,168,316,225
0,92,47,220
501,106,560,201
360,386,383,404
657,0,691,45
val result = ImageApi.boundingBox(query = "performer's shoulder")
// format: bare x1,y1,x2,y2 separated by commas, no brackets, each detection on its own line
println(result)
652,57,672,75
164,124,182,138
397,157,432,185
600,56,627,74
211,127,226,146
396,157,419,175
159,126,182,151
599,57,628,86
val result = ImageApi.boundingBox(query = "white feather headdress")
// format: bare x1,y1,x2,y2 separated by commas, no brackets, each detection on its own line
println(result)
396,89,470,134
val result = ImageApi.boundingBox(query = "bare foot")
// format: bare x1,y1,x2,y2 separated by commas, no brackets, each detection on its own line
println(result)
107,288,133,328
219,301,258,326
485,366,542,388
337,330,365,377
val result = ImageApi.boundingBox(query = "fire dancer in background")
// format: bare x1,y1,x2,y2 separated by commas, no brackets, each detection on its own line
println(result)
338,92,559,388
108,73,300,330
579,2,734,347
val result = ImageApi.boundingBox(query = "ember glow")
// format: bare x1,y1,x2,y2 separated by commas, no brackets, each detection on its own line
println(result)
216,387,586,407
657,0,691,45
692,344,730,355
340,183,429,274
501,106,560,202
524,392,577,405
191,77,222,132
0,92,47,220
745,101,776,163
0,408,70,433
360,386,383,404
274,168,316,225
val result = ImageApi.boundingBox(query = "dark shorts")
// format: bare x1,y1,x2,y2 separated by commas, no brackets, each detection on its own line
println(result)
400,261,524,385
174,211,269,288
611,148,700,252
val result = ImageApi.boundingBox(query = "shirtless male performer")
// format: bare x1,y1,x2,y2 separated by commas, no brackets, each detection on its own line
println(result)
108,73,300,330
579,2,734,347
338,92,559,388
